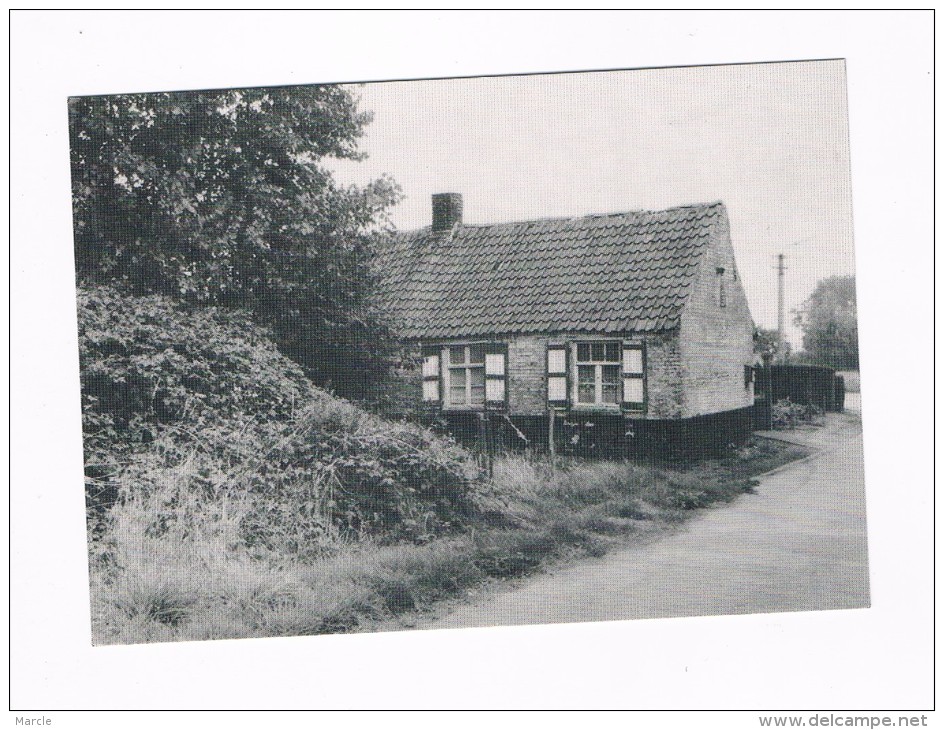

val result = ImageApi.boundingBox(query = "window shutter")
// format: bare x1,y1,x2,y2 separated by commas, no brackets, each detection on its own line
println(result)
421,345,441,406
484,342,508,410
547,343,569,408
621,342,646,412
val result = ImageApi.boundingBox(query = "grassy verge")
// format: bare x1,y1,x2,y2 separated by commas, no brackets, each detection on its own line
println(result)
89,436,807,644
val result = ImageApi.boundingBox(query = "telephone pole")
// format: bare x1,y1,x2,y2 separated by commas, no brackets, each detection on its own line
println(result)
777,253,786,348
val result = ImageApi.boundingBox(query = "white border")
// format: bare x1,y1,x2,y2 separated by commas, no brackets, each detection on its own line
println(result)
8,9,934,717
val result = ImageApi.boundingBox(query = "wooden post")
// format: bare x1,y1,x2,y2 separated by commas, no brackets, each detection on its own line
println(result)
477,412,487,475
485,412,494,479
548,408,556,477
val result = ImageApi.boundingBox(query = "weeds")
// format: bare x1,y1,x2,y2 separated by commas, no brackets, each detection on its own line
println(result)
771,398,823,430
88,433,806,644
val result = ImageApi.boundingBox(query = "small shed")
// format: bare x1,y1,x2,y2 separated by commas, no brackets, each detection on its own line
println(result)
378,194,756,455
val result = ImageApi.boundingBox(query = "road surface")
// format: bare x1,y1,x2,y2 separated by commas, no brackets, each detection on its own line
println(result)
418,411,869,629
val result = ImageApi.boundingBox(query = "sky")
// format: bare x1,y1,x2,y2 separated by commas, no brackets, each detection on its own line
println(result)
329,60,855,349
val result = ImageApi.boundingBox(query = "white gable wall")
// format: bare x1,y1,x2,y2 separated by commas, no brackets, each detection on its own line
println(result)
678,207,756,418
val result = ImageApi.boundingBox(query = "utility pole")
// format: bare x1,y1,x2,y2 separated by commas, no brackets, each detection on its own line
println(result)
777,253,786,351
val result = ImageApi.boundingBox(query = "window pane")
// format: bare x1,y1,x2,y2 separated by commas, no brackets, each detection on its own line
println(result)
577,343,590,362
470,386,486,405
578,365,596,404
605,342,620,362
469,344,486,364
591,342,605,361
449,346,465,365
602,383,618,404
470,367,485,387
623,347,643,375
451,368,466,386
602,365,619,404
623,377,644,403
577,365,595,385
450,386,466,404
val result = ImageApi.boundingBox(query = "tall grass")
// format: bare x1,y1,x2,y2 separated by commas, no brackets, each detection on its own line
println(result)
89,435,807,644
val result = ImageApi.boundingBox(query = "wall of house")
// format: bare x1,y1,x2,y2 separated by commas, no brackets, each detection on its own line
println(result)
502,332,687,418
678,210,755,418
509,332,683,418
376,258,752,426
392,332,683,420
380,329,755,454
505,334,545,416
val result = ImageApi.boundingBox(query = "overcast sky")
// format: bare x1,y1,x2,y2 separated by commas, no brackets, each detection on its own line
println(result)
329,60,855,348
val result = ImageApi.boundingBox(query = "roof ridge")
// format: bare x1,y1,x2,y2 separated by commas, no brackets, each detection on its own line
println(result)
392,200,725,235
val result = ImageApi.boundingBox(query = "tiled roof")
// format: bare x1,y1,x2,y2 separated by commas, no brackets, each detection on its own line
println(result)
377,201,726,340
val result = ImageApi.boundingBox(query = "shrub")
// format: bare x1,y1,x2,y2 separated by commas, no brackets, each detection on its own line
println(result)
80,284,483,551
78,284,317,483
771,398,823,430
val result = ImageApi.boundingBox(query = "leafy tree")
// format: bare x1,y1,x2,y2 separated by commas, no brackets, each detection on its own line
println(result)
69,86,401,395
793,275,859,369
753,325,791,362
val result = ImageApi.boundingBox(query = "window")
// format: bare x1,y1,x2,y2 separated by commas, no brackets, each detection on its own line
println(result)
575,341,621,406
424,342,507,411
548,340,647,412
448,344,486,406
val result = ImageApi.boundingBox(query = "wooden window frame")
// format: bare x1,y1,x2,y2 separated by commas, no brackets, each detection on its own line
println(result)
571,340,623,411
438,342,508,412
444,344,486,410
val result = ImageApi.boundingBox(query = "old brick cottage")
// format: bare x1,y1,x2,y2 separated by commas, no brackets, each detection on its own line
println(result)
378,193,756,454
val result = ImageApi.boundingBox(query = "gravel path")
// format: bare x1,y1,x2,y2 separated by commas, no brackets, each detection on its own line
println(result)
418,412,869,629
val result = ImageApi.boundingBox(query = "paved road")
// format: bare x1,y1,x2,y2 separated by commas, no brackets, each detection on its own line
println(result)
419,412,869,629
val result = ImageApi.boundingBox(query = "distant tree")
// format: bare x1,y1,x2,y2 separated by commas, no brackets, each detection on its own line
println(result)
68,86,401,396
753,326,791,362
793,275,859,369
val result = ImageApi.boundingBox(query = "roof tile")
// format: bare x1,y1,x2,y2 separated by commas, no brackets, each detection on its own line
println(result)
377,201,725,339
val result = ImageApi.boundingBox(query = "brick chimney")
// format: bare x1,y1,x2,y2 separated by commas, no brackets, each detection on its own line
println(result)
431,193,463,232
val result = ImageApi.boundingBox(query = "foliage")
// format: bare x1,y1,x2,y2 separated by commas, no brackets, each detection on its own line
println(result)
78,284,315,476
793,275,859,369
89,438,808,643
771,398,822,430
753,325,791,361
79,284,480,547
69,86,401,396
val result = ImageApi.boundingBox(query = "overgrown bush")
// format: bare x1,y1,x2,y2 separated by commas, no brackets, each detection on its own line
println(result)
771,398,823,430
79,284,481,551
78,284,316,473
